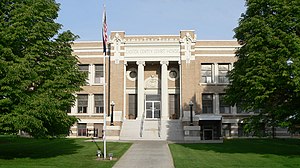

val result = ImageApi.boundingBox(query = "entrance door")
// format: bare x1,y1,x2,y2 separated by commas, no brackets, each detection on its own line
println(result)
204,129,213,140
145,101,160,119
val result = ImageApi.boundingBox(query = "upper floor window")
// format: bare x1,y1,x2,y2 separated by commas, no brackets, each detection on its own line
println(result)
202,94,213,114
94,94,104,113
94,64,104,84
79,64,89,84
219,94,231,114
201,64,213,83
79,64,89,74
218,64,230,83
237,104,261,114
77,94,88,113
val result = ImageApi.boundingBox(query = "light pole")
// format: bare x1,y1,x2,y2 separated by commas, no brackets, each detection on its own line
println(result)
189,101,194,126
110,101,115,126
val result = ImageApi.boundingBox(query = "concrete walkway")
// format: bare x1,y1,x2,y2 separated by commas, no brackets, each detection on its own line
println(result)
113,141,174,168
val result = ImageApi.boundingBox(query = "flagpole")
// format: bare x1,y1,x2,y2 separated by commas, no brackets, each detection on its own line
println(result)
103,50,107,159
102,2,107,160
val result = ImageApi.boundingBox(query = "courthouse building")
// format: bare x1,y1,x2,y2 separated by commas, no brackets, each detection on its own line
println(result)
68,30,254,141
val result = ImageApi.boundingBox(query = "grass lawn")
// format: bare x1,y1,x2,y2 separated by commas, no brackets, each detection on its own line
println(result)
0,136,131,168
169,138,300,168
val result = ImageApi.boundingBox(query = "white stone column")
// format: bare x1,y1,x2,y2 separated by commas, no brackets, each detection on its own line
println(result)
160,61,169,120
88,94,94,114
123,62,127,120
179,60,182,119
137,61,145,120
215,63,219,83
215,94,219,114
212,63,215,83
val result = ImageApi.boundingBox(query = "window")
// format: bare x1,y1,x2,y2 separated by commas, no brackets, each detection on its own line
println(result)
169,94,179,119
237,105,261,114
94,64,103,84
128,94,137,119
201,64,213,83
127,68,137,81
218,64,230,83
129,71,137,78
77,94,88,113
237,103,247,114
222,123,231,137
79,64,89,84
66,106,71,113
94,94,104,113
77,123,87,136
168,68,179,81
219,94,231,114
202,94,213,113
79,64,89,74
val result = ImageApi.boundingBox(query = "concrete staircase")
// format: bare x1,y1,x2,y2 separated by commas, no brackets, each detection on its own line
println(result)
141,120,161,140
119,119,184,141
120,119,162,140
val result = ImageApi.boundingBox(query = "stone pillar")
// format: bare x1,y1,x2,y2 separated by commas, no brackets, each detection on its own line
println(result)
137,61,145,120
215,94,219,114
160,61,169,120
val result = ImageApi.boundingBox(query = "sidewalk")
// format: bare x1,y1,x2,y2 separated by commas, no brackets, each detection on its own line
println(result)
113,141,174,168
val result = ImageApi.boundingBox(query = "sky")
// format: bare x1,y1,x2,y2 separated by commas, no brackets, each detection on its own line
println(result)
56,0,246,41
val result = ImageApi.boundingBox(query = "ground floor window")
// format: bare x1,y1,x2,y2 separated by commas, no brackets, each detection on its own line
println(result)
222,123,231,137
219,94,231,114
128,94,137,119
238,123,249,137
169,94,179,119
202,94,213,114
93,123,103,138
77,123,87,136
94,94,104,113
77,94,88,113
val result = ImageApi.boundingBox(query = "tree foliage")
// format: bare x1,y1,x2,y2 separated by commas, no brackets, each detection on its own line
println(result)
0,0,86,137
226,0,300,134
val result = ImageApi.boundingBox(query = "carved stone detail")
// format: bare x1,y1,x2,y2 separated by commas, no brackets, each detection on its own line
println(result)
112,33,124,64
145,77,160,89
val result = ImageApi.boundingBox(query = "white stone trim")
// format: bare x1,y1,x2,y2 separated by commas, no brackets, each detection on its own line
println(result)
137,61,145,119
161,61,169,120
127,67,137,81
168,68,179,81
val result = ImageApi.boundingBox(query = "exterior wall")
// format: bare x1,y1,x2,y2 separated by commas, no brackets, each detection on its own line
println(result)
68,30,262,139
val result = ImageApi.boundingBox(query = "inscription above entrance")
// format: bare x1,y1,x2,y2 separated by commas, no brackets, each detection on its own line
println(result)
126,47,180,57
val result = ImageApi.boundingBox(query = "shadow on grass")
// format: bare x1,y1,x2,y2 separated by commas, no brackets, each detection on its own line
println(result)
176,138,300,157
0,136,84,160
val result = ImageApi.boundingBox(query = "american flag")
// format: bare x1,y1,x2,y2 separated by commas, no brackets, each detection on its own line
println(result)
102,7,108,55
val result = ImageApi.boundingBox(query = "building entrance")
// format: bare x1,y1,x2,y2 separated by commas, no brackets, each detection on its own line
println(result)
145,95,161,119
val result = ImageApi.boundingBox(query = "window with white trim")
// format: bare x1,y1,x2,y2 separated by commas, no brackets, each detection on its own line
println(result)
202,94,213,114
201,64,213,83
219,94,231,114
94,64,104,84
94,94,104,113
79,64,89,84
77,94,88,113
218,64,230,83
77,123,87,136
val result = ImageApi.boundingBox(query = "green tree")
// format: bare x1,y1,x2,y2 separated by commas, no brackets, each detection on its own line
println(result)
0,0,86,137
226,0,300,136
